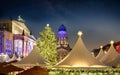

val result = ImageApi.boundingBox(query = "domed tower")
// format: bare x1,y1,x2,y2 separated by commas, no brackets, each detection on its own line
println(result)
57,24,71,61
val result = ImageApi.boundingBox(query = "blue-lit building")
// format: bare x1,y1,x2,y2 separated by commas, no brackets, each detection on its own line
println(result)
57,24,71,61
0,17,36,61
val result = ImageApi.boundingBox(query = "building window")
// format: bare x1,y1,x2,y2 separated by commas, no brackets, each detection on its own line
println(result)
6,39,12,56
0,32,3,53
14,40,22,56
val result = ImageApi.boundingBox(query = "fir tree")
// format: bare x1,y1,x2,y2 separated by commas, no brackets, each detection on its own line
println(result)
37,24,57,66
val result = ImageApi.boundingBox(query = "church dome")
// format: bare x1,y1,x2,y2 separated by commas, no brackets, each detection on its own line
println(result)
58,24,67,31
58,24,67,38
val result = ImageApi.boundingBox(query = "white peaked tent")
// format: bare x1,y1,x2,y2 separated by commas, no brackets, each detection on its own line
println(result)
3,54,11,62
13,46,46,67
55,31,106,67
7,54,18,62
96,46,105,60
17,55,22,61
111,55,120,67
100,41,120,67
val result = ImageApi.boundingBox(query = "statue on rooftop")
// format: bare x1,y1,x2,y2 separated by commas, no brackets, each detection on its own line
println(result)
17,15,25,23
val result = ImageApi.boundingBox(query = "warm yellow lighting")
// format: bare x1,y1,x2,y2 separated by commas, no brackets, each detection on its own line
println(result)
91,52,95,57
73,64,88,67
47,24,49,27
110,40,114,44
91,65,107,67
78,31,83,36
14,30,19,34
72,63,89,67
81,74,87,75
104,51,107,54
59,65,71,67
33,42,37,46
100,45,103,49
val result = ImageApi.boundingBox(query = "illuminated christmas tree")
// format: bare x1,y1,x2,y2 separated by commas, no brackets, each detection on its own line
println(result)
37,24,57,66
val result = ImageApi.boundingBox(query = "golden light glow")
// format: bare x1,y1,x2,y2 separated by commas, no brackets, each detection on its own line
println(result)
72,64,89,67
91,65,107,67
91,52,95,57
100,45,103,49
78,31,83,36
33,42,37,45
59,65,71,67
104,51,107,54
72,62,89,67
81,74,87,75
110,40,114,44
14,30,19,34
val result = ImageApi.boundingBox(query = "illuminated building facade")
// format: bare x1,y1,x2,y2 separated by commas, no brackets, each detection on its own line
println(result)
57,24,71,61
0,16,36,58
0,31,13,57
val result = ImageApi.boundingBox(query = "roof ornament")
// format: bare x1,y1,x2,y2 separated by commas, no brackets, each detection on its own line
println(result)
78,31,83,36
100,45,103,49
110,40,114,44
17,15,25,23
47,24,49,27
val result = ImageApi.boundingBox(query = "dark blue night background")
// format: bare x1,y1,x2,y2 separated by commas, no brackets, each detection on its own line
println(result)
0,0,120,50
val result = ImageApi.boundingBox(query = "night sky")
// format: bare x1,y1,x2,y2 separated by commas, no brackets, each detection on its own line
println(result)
0,0,120,50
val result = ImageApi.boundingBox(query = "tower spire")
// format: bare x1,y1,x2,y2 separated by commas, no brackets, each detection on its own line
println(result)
57,24,71,61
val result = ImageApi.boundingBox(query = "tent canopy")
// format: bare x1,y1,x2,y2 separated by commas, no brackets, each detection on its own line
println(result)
13,46,46,67
55,31,106,68
100,41,120,67
96,46,105,60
